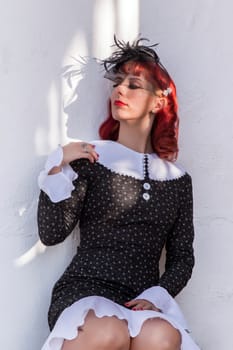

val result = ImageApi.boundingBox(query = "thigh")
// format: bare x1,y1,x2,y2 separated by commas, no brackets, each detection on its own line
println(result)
130,318,181,350
62,310,130,350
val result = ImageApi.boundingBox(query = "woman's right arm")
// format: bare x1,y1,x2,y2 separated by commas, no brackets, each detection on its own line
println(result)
37,142,98,246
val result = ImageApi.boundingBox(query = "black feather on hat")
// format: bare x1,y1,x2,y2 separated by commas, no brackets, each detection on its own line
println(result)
103,35,160,73
103,35,171,84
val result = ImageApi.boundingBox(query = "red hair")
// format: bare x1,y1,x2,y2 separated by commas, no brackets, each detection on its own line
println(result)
99,60,179,161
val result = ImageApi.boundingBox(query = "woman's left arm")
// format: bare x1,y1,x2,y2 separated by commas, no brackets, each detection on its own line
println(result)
158,173,195,297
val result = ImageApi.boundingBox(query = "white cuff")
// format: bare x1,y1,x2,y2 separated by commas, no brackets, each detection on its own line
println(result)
135,286,189,330
38,146,78,203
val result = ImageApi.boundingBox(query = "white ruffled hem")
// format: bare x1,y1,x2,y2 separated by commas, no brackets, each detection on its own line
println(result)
41,295,200,350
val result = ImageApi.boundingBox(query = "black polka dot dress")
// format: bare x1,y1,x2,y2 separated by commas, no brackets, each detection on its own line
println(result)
38,141,198,350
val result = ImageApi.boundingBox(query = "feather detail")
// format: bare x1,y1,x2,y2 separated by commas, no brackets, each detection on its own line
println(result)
103,35,160,72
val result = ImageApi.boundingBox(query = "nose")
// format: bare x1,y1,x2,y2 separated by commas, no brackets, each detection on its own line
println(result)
114,82,127,96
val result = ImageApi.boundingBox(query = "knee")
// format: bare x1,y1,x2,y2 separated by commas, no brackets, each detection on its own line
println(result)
132,319,181,350
92,321,130,350
151,322,181,350
160,326,181,350
157,336,181,350
98,332,129,350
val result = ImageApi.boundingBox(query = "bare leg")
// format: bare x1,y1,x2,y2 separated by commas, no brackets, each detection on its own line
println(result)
61,310,130,350
130,318,181,350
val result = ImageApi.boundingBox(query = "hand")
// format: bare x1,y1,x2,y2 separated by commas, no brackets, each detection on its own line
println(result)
49,142,99,175
124,298,161,312
62,142,99,165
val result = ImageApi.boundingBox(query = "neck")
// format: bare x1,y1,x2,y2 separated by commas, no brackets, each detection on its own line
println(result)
117,121,153,154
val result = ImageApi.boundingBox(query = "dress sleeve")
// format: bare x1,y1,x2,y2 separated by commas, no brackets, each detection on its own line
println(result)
37,157,89,246
158,174,195,297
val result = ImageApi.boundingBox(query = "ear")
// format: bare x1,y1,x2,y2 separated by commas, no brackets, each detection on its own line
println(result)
151,96,167,113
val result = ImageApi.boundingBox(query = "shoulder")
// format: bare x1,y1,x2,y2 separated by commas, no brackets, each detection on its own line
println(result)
149,156,189,182
69,157,93,175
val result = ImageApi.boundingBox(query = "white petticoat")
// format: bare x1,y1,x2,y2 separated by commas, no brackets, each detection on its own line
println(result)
41,295,200,350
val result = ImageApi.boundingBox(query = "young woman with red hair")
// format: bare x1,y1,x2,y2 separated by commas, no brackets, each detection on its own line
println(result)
38,37,200,350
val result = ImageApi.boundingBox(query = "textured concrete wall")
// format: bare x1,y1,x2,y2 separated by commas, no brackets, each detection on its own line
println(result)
0,0,232,349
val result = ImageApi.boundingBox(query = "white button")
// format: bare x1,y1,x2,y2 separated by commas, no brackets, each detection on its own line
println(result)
143,193,150,201
143,182,151,190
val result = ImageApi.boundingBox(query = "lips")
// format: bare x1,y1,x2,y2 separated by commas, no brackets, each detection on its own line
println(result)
114,100,127,107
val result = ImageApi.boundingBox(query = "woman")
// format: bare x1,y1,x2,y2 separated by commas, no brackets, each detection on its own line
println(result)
38,37,200,350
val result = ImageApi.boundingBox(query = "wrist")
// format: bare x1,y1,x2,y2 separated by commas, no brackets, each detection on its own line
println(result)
48,166,62,175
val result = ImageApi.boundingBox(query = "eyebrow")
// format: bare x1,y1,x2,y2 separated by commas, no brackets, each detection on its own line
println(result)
115,74,149,86
116,73,143,80
127,76,145,83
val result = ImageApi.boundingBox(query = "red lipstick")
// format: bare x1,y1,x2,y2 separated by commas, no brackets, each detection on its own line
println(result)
114,100,127,107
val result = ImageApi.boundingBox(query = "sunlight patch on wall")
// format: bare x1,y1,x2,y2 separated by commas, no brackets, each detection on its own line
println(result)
92,0,139,58
35,126,49,155
14,240,46,267
116,0,139,42
35,82,60,155
93,0,115,58
47,81,60,149
18,206,26,217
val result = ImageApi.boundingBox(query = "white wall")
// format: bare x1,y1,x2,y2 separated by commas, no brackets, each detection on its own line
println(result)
0,0,232,349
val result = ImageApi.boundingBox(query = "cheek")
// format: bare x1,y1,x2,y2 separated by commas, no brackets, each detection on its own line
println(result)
110,87,118,99
110,91,116,107
110,98,117,118
110,95,115,111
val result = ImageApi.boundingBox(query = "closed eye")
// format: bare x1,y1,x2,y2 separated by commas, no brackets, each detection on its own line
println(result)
128,83,141,90
112,77,145,90
113,82,142,89
128,77,144,90
112,77,123,88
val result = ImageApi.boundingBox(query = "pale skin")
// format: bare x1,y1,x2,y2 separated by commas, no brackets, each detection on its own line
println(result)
50,71,181,350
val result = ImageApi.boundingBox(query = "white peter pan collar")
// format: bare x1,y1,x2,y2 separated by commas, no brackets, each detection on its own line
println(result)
92,140,186,182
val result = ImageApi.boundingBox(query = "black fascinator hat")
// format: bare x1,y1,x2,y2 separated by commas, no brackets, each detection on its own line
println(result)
103,35,160,71
103,35,172,85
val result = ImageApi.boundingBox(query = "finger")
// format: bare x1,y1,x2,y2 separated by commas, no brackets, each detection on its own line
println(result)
133,299,159,311
81,143,96,153
133,301,153,311
124,300,138,308
82,152,96,163
91,151,99,161
85,150,99,162
130,301,155,311
124,301,144,311
140,302,161,312
132,303,144,311
142,301,158,311
124,299,147,307
81,144,99,161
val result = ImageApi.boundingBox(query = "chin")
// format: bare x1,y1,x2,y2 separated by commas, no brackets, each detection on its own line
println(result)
112,113,126,121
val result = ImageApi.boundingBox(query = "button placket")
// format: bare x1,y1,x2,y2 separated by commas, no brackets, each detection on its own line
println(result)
142,155,151,201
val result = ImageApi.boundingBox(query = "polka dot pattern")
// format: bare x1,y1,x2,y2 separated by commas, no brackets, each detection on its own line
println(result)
38,158,194,330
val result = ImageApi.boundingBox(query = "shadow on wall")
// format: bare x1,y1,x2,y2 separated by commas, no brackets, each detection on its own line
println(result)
63,57,109,140
14,0,115,273
7,1,140,350
16,0,140,273
4,1,112,350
